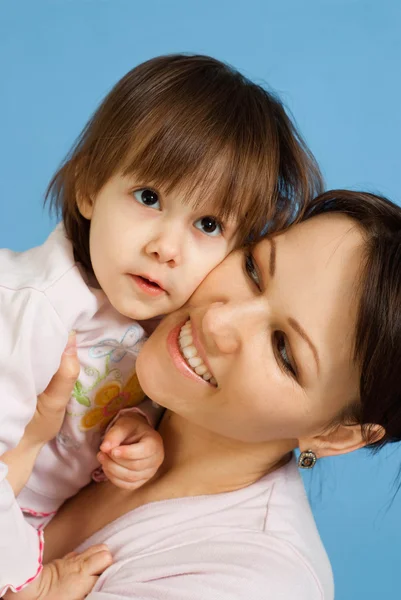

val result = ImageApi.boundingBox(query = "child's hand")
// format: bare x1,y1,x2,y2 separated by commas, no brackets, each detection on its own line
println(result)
98,413,164,490
3,544,112,600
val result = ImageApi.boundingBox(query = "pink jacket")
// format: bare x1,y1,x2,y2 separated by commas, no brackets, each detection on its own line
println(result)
0,225,147,594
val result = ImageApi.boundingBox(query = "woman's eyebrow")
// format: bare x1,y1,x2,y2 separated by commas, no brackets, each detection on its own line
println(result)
288,317,320,374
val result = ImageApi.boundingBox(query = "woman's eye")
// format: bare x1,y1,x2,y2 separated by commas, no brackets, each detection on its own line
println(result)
244,252,261,290
274,332,296,377
133,188,161,209
194,216,223,237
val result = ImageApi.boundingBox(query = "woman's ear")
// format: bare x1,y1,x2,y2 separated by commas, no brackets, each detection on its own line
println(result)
299,423,385,459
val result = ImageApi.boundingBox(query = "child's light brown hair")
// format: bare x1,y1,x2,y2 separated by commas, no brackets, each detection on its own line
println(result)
46,54,323,274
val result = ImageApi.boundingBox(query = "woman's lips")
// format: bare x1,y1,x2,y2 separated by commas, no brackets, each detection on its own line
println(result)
130,274,165,297
167,320,214,386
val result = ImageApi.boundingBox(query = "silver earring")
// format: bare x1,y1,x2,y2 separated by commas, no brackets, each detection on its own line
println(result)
298,450,317,469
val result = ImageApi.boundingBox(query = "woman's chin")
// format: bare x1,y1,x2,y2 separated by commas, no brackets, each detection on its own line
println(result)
135,338,160,400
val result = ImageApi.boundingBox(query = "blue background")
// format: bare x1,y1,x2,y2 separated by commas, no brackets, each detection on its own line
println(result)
1,1,400,597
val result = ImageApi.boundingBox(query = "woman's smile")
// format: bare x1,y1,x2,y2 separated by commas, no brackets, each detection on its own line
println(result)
167,318,217,387
179,320,217,385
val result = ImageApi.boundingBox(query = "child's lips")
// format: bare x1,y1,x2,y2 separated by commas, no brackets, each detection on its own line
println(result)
130,274,166,297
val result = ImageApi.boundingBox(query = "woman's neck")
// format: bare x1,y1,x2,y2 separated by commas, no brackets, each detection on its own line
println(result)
151,411,295,498
43,412,295,561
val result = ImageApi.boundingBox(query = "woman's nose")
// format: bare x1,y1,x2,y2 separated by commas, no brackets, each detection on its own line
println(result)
145,229,182,266
202,300,264,355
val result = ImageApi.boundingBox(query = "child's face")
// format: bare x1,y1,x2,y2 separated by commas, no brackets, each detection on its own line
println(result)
78,173,238,320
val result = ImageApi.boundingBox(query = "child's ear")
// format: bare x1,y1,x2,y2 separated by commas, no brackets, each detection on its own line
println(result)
74,157,93,220
299,423,385,459
76,190,94,220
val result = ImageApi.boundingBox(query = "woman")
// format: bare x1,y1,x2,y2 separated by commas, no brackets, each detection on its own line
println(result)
6,189,401,599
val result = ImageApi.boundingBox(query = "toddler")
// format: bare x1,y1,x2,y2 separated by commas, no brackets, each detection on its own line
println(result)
0,53,323,596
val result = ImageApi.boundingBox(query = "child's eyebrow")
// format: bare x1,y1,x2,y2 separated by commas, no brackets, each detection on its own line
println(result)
269,238,276,277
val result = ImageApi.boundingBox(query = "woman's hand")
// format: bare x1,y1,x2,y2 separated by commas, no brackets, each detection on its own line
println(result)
1,333,79,495
4,544,112,600
25,332,79,447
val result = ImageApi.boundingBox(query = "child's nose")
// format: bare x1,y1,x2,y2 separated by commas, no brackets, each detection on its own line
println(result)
145,231,182,266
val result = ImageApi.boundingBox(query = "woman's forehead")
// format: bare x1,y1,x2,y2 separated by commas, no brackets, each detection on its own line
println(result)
257,215,363,390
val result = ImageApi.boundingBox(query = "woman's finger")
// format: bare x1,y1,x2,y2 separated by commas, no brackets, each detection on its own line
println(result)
39,332,80,413
78,544,113,575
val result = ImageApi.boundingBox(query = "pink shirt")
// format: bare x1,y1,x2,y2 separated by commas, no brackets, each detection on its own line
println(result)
0,225,147,593
75,458,334,599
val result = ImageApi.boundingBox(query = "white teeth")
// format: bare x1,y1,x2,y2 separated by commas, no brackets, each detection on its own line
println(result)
195,364,208,376
188,357,203,368
182,345,197,359
178,321,217,386
179,335,193,348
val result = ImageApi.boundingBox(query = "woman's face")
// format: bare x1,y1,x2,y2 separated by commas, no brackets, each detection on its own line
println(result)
137,213,365,445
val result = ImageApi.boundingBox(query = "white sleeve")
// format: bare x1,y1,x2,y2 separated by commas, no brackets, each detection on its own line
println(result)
86,535,327,600
0,286,68,593
0,286,69,454
0,463,44,595
111,398,164,429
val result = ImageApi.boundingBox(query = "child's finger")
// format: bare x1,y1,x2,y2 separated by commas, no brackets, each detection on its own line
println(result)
107,477,150,491
107,452,160,472
101,416,142,452
100,453,156,483
110,434,164,462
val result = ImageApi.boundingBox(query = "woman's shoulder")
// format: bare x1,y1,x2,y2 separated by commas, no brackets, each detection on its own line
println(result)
100,531,329,600
260,458,334,598
87,459,333,599
202,458,333,599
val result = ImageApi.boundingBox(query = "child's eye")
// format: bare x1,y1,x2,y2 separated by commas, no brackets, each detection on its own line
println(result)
244,252,262,290
194,216,223,237
133,188,161,210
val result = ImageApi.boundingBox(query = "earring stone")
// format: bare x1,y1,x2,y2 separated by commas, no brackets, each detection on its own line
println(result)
298,450,317,469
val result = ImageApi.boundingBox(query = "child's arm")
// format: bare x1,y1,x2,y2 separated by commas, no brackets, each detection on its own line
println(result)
0,340,77,595
1,348,113,599
1,465,112,600
0,286,69,457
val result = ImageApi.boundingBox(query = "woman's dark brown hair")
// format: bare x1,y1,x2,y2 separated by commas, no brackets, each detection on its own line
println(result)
305,190,401,448
46,53,323,274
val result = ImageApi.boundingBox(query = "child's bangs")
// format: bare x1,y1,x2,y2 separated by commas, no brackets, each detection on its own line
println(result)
121,110,276,243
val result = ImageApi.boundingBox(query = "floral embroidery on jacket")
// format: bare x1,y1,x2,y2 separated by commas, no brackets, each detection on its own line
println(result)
89,324,144,363
66,324,146,431
79,371,146,432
